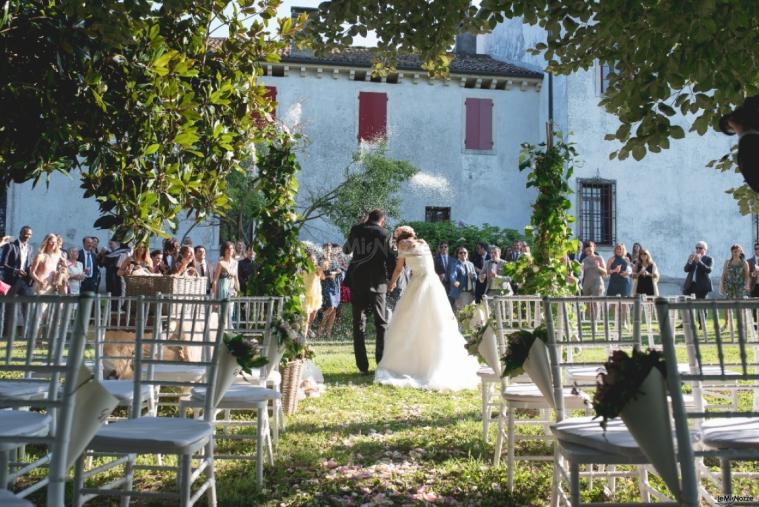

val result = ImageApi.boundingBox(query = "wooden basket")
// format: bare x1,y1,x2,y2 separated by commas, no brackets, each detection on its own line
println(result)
281,359,304,416
125,275,208,296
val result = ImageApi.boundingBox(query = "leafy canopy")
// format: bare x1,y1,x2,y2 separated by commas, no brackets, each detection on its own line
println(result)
1,0,305,242
306,1,759,210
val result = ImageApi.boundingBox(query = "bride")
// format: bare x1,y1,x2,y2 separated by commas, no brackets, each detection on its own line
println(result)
375,226,480,390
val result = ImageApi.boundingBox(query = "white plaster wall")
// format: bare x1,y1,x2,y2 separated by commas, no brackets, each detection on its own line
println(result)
6,173,219,257
564,67,751,279
265,71,543,243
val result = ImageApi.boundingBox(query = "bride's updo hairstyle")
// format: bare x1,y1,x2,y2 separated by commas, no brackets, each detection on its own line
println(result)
393,225,416,241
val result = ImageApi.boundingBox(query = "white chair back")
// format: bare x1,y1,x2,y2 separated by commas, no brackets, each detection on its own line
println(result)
129,296,230,418
0,294,94,505
230,296,284,379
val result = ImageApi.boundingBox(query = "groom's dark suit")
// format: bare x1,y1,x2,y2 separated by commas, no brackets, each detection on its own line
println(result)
343,221,396,373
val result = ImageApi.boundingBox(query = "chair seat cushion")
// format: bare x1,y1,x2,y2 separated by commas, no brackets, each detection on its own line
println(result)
477,366,498,382
90,417,213,454
190,384,280,409
552,416,646,458
0,380,49,400
502,384,587,409
565,366,605,385
0,489,33,507
702,418,759,449
149,365,206,382
101,380,152,405
0,411,51,450
677,363,737,377
240,368,281,387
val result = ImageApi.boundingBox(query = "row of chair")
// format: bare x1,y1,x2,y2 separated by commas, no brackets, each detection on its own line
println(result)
479,295,759,506
0,293,285,506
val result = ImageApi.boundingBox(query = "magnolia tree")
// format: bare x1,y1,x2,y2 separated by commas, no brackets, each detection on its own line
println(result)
1,0,305,242
304,1,759,211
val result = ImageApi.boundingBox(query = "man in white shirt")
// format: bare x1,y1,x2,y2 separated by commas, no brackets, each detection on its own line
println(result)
194,245,212,293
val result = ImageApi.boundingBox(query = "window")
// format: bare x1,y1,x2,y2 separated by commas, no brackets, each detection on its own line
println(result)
358,91,387,142
578,178,616,246
599,63,611,94
425,207,451,223
464,98,493,151
0,184,5,236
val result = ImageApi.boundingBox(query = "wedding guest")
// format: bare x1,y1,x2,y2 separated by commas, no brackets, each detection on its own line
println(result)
52,252,69,295
606,243,632,297
238,246,257,295
448,246,477,311
171,245,198,276
1,225,34,296
103,239,131,297
194,245,212,279
78,236,101,293
580,241,606,296
149,250,166,274
162,238,180,273
117,244,152,277
472,242,490,303
181,236,193,249
433,242,451,291
629,242,642,265
480,246,511,296
301,250,323,338
66,247,85,295
632,249,659,296
29,233,62,295
212,241,239,300
234,240,246,262
719,96,759,192
683,240,713,299
720,244,750,300
748,243,759,298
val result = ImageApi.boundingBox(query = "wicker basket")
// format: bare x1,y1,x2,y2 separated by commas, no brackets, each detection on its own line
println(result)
125,275,208,296
281,359,304,416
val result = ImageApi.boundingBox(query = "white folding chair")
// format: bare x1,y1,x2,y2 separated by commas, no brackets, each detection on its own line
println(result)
545,296,691,506
0,294,94,506
491,296,587,492
72,296,231,507
180,296,284,486
478,296,543,443
656,298,759,504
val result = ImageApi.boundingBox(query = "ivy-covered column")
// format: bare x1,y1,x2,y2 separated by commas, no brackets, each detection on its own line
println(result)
504,135,580,296
250,135,309,324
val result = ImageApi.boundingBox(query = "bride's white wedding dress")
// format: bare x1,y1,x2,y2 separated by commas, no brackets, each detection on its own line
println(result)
375,241,480,390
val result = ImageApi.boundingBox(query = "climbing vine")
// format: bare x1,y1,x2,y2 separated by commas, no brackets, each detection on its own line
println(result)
504,135,580,296
249,133,309,328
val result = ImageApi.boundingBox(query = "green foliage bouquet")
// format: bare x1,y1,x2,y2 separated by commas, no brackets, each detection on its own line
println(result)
501,326,548,378
592,348,667,430
223,333,268,376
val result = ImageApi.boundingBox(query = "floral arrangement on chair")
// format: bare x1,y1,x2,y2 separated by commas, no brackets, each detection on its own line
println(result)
592,347,667,430
275,318,315,367
590,347,680,496
501,326,548,378
223,333,268,375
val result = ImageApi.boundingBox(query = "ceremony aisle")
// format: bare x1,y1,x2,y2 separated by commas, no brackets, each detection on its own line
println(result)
215,342,555,506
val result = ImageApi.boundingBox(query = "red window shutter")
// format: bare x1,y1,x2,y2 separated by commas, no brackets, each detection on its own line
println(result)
358,92,387,142
465,98,493,150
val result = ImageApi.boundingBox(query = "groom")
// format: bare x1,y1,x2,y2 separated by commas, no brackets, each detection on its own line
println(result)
343,209,396,374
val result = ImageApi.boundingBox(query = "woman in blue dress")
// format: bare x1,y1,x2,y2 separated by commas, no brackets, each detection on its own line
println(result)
605,243,632,297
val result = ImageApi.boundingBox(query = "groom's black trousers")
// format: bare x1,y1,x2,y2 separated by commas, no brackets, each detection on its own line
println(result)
351,289,388,373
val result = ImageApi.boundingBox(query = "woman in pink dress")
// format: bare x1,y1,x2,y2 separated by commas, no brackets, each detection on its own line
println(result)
30,233,62,295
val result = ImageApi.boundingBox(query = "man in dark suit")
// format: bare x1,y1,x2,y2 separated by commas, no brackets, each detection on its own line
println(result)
683,240,713,299
343,209,396,373
433,242,451,292
1,225,34,296
78,236,101,293
472,241,490,303
748,243,759,298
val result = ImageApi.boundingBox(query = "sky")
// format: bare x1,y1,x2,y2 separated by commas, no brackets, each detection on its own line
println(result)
211,0,378,46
